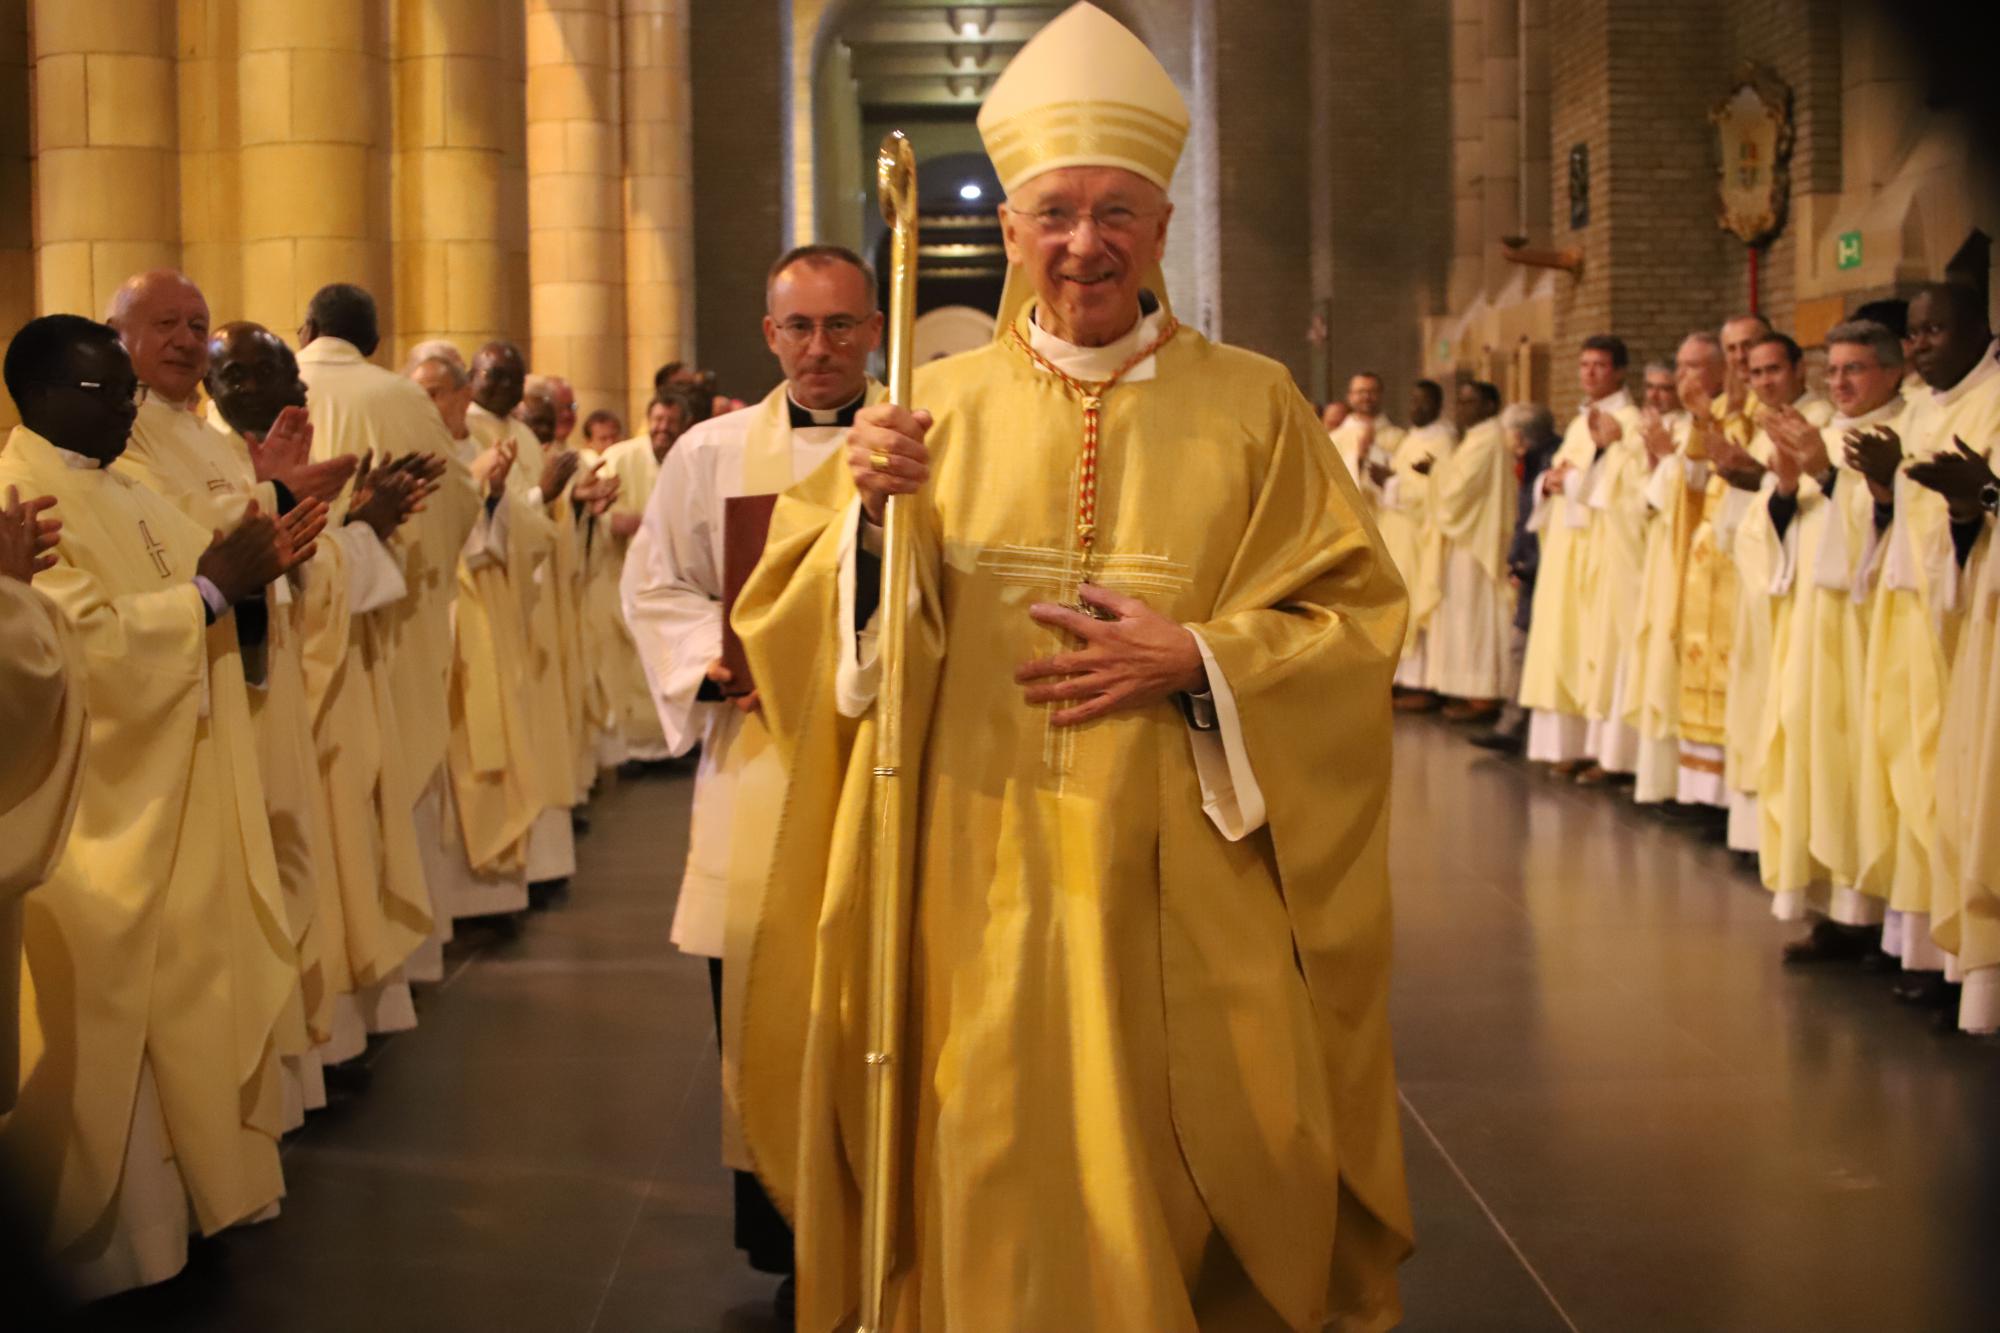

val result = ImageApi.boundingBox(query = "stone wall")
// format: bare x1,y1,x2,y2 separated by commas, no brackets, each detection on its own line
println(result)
690,0,787,400
1314,0,1453,413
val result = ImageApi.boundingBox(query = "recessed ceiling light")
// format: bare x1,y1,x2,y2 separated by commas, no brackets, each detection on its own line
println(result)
959,183,983,201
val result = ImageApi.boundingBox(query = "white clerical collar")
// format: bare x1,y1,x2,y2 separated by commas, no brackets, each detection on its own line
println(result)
1930,340,2000,407
297,336,364,365
1832,399,1901,430
54,444,102,469
1581,388,1632,417
1027,306,1162,384
785,389,865,429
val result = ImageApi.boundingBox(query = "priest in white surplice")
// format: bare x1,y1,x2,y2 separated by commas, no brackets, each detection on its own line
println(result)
621,244,884,1310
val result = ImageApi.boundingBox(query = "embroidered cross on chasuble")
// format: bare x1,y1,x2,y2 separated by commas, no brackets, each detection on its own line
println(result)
974,315,1192,776
138,519,174,578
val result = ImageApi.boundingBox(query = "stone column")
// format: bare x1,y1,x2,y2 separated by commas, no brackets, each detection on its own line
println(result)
389,0,514,364
28,0,179,318
235,0,393,347
620,0,694,429
177,0,245,321
1,0,31,425
524,0,625,418
1448,0,1484,310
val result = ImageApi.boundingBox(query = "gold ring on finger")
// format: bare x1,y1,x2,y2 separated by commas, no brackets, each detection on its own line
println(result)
869,451,892,472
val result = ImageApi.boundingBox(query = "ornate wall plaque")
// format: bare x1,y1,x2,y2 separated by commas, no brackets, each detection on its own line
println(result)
1710,64,1795,247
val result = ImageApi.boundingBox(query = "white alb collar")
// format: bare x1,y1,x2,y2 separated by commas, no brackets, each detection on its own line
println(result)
1931,340,2000,408
1027,306,1163,385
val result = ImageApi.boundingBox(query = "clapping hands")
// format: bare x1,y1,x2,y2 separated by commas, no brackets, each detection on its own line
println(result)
0,486,61,583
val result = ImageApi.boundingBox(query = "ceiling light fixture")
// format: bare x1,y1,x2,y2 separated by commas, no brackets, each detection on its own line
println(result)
946,7,994,40
959,182,983,201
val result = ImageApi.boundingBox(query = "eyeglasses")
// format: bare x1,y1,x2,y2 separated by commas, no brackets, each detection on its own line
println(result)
76,379,148,406
1010,205,1160,240
773,316,872,348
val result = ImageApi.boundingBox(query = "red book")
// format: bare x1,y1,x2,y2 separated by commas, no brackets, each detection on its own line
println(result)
718,493,779,696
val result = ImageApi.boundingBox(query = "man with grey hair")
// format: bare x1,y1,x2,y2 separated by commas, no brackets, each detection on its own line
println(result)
1619,332,1722,806
403,341,553,931
1755,319,1907,962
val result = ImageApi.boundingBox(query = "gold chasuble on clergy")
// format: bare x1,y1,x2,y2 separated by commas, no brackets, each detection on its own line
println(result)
735,311,1412,1333
441,436,542,879
0,427,296,1251
594,435,669,760
1932,516,1999,983
0,576,87,1115
468,405,584,825
1423,416,1515,698
117,397,329,1049
1856,350,2000,916
1756,402,1901,912
1625,414,1695,743
1674,397,1762,753
1519,391,1640,719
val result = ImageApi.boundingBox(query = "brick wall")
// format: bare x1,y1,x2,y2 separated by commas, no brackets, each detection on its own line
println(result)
1713,0,1844,326
690,0,786,400
1542,0,1848,415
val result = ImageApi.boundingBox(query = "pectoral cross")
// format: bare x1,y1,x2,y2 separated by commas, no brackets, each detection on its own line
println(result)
138,520,172,577
976,543,1193,780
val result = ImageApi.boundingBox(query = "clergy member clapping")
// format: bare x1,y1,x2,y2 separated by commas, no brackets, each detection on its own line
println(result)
729,6,1412,1331
0,314,310,1299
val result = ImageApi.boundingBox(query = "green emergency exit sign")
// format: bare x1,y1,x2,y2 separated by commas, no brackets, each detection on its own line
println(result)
1835,231,1863,271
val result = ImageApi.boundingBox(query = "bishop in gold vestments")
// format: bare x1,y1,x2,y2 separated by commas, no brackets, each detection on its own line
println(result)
732,9,1412,1331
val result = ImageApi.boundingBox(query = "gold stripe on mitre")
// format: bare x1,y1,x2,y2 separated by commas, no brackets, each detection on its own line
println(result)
981,100,1188,194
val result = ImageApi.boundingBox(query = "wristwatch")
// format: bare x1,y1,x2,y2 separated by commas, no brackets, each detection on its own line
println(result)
1982,479,1999,517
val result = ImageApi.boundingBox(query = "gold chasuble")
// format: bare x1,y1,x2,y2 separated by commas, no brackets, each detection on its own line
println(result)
440,435,542,880
594,435,669,760
1423,416,1515,698
1674,397,1761,758
0,427,296,1253
1932,518,1999,1011
117,398,328,1051
1518,391,1640,722
467,405,581,828
1719,397,1833,825
1375,421,1453,651
1,576,87,1115
300,337,477,798
1857,351,2000,921
1625,415,1695,747
1756,402,1902,916
737,312,1412,1332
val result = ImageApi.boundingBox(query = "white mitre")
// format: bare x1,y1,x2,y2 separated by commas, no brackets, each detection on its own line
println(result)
976,3,1188,334
976,2,1189,194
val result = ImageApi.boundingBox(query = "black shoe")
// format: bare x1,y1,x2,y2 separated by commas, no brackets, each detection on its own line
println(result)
1891,972,1951,1007
774,1275,796,1322
1469,729,1524,754
1857,947,1898,974
570,809,592,836
1781,920,1880,966
528,878,569,911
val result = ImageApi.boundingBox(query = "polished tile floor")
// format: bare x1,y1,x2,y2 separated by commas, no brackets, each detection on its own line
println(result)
55,716,2000,1331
